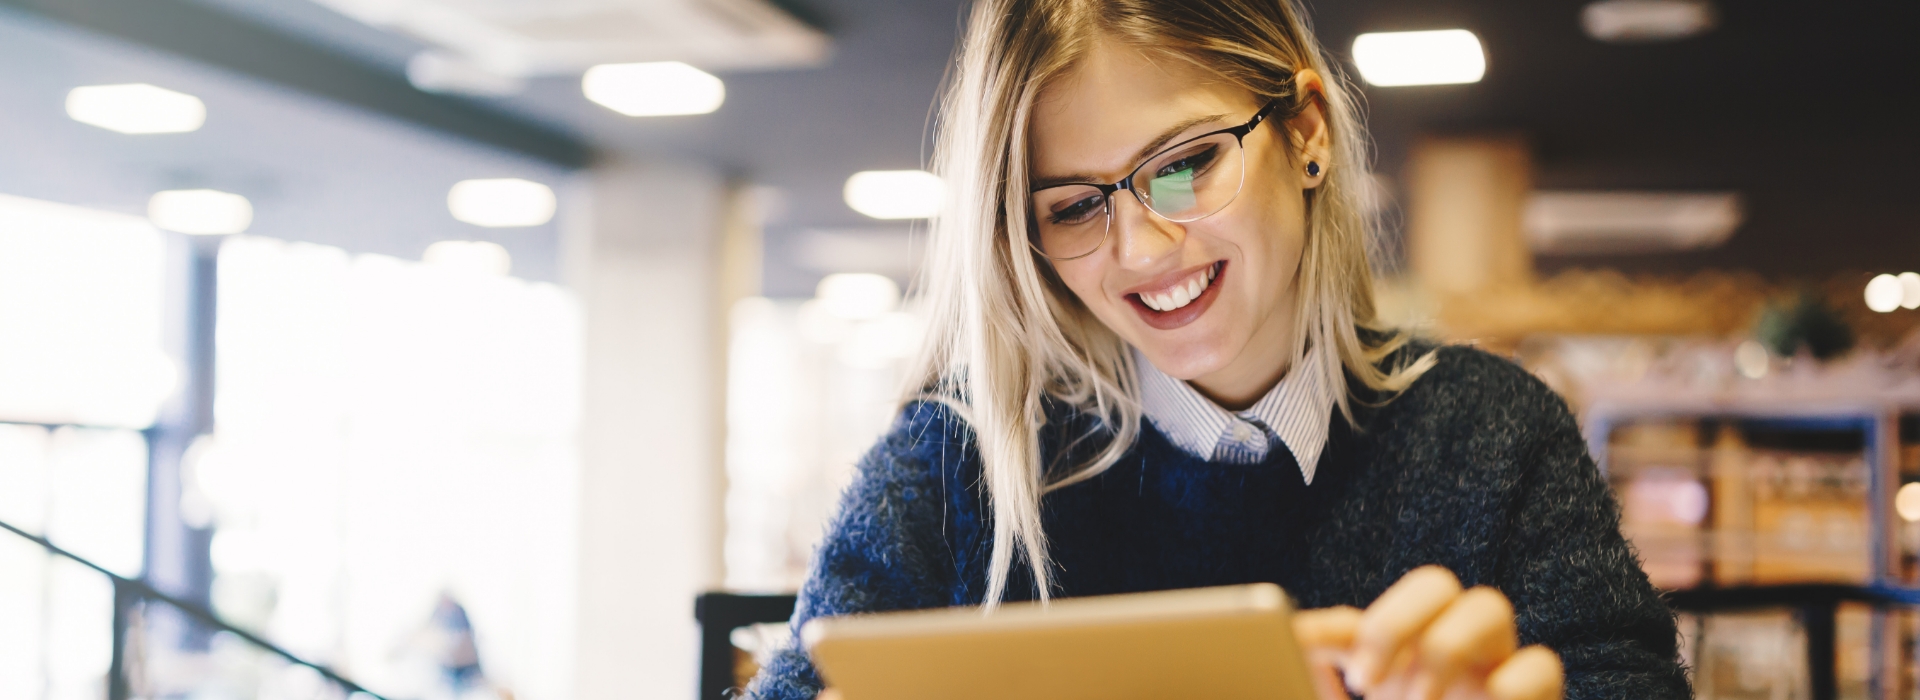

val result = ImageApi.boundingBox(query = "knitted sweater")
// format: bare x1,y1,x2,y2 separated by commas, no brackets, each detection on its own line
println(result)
746,344,1691,700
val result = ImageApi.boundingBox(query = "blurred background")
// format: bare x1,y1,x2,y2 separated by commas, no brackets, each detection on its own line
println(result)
0,1,1915,699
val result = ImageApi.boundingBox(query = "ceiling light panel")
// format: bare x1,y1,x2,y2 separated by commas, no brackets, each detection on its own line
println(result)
423,240,513,276
448,178,556,227
67,84,207,134
148,190,253,235
844,171,944,220
308,0,829,77
583,62,724,116
1583,0,1717,42
1352,30,1487,87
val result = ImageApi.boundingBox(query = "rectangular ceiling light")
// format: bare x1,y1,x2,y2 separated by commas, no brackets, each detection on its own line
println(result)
447,178,557,227
583,62,725,117
66,83,207,134
148,189,254,235
1352,30,1487,87
844,170,944,220
1524,191,1742,254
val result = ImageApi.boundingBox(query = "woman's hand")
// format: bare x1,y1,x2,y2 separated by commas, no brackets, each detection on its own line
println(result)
1293,566,1563,700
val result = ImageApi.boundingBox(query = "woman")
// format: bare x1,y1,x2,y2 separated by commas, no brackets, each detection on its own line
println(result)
750,0,1690,698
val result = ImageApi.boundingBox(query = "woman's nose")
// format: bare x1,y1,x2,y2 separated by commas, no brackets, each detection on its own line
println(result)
1110,191,1184,268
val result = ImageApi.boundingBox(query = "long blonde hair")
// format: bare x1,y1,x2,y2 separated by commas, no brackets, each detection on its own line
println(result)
909,0,1435,606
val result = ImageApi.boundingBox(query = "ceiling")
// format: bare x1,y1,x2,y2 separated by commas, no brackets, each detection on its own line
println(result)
19,0,1920,294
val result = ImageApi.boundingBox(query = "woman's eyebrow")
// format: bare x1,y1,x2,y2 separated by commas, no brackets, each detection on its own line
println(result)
1131,113,1231,164
1030,112,1233,190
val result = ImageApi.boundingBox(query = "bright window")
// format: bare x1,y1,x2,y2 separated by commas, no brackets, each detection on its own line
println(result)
199,236,581,700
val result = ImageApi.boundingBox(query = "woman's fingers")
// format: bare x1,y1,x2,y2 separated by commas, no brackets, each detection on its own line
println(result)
818,690,843,700
1349,565,1463,692
1485,645,1563,700
1296,606,1365,700
1412,587,1518,700
1294,605,1362,649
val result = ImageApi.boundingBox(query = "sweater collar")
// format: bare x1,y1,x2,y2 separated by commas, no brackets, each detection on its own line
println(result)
1133,344,1336,483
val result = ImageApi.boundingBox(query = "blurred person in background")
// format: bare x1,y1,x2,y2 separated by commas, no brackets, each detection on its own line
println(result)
749,1,1689,699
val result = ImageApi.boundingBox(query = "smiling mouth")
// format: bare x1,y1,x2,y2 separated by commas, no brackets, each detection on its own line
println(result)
1131,261,1221,312
1126,261,1226,331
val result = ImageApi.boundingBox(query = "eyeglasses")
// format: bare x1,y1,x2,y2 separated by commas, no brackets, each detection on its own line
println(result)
1028,100,1279,260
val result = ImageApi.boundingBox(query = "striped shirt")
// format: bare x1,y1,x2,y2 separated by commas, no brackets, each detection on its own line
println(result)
1134,344,1336,483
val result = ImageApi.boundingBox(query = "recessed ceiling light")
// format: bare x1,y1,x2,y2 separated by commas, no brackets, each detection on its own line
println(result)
582,62,725,117
1901,272,1920,310
844,170,944,220
423,240,512,276
1351,30,1486,87
447,179,556,228
1865,274,1904,313
148,189,252,235
67,84,207,134
1582,0,1716,43
815,273,900,320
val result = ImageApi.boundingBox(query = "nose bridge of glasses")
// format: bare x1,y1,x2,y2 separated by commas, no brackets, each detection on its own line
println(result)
1109,184,1183,261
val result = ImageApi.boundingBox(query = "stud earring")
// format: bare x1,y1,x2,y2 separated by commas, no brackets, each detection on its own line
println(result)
1306,161,1322,177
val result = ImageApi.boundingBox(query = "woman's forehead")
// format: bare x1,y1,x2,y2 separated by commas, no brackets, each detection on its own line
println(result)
1030,41,1255,182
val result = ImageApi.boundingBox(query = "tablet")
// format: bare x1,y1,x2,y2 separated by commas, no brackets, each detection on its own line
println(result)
800,583,1317,700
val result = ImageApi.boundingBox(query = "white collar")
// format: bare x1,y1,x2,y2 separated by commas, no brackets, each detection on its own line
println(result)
1133,344,1337,483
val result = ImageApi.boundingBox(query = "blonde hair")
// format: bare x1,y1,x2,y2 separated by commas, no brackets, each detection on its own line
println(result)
909,0,1435,606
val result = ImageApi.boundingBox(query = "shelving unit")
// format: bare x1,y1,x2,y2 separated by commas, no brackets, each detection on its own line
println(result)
1584,397,1915,700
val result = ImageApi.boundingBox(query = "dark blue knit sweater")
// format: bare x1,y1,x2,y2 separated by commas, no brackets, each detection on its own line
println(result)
746,344,1691,700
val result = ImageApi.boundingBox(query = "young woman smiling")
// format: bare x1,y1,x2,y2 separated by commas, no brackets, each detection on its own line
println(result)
748,1,1691,699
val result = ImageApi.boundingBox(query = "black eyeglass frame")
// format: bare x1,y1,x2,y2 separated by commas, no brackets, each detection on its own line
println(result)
1027,99,1283,261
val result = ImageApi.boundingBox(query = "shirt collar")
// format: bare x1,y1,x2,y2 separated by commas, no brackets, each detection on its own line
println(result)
1133,344,1337,483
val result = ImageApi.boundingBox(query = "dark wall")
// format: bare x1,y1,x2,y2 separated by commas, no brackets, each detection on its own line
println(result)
1304,0,1920,278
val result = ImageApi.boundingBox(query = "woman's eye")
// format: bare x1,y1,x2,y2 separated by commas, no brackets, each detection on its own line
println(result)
1154,145,1219,180
1048,194,1104,225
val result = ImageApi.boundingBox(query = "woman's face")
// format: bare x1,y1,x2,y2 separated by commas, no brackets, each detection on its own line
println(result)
1028,39,1329,407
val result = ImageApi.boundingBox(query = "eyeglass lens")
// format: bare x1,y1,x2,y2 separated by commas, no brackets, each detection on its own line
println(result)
1030,132,1246,259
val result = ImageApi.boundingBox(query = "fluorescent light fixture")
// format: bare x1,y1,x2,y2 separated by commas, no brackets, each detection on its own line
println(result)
844,170,944,220
66,83,206,134
582,62,725,117
1524,191,1742,254
1582,0,1716,42
1866,274,1904,313
447,178,556,228
1352,30,1486,87
148,189,253,235
815,273,900,320
423,240,513,276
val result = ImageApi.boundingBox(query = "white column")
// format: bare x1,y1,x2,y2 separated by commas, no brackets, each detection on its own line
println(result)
567,159,729,700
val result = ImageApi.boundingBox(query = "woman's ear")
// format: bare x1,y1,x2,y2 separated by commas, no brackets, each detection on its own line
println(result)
1285,68,1331,189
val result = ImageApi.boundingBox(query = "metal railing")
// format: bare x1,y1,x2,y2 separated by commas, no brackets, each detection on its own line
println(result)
0,517,387,700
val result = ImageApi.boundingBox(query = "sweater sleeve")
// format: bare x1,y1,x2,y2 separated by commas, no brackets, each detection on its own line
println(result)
1494,377,1693,700
744,402,977,700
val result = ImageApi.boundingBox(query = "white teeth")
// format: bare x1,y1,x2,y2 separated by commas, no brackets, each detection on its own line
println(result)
1138,266,1219,313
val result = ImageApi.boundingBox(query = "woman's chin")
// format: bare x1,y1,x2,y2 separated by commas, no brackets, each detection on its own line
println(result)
1130,335,1236,381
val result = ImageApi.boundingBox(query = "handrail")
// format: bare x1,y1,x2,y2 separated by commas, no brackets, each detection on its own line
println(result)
0,517,389,700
